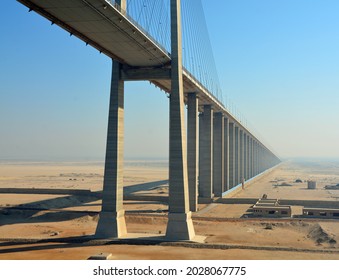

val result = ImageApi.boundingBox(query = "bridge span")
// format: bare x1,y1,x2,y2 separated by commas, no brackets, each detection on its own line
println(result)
17,0,280,241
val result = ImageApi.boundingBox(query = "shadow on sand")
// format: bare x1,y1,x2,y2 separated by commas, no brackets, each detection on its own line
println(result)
0,235,168,256
0,180,169,226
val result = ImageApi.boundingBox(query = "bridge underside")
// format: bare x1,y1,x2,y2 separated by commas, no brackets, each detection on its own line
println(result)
18,0,227,112
19,0,170,66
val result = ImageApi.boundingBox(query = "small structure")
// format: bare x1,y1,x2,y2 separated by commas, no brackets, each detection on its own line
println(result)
307,180,316,189
252,205,291,217
251,197,291,217
303,207,339,218
295,179,302,183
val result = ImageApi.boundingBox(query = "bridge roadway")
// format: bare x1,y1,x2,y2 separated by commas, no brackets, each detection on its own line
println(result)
19,0,262,145
18,0,280,240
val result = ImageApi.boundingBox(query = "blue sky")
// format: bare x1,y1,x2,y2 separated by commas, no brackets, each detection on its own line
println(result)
1,1,339,160
203,0,339,158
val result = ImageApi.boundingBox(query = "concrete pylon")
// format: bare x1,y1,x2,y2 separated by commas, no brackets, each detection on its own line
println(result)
245,134,248,180
213,112,224,197
187,92,199,212
224,117,229,191
255,141,258,175
234,126,239,186
243,132,247,181
95,60,127,238
239,129,244,183
166,0,195,241
253,139,258,176
199,105,214,201
228,122,235,188
258,144,262,173
247,135,251,179
259,145,263,173
249,138,252,177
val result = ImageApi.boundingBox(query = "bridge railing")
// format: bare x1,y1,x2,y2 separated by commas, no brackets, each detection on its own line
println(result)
105,0,170,56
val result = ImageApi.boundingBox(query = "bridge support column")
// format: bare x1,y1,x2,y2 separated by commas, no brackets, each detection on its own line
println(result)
264,148,269,170
249,136,252,178
256,142,260,175
258,144,262,173
247,135,251,179
224,117,229,191
234,126,240,186
246,134,250,179
243,132,247,181
95,60,127,238
255,140,258,175
255,141,259,175
166,0,195,241
264,147,267,171
262,147,265,171
249,138,253,177
199,105,214,201
244,134,248,180
213,112,224,197
228,122,235,188
253,139,257,176
187,92,199,212
239,129,244,184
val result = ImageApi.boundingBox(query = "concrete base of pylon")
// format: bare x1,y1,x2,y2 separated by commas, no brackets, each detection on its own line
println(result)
95,210,127,238
165,212,196,241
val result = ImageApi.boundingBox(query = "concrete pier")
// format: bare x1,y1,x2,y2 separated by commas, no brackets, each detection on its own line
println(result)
199,105,214,200
243,132,247,181
213,112,224,197
257,142,260,175
234,126,239,186
246,134,250,180
248,136,252,178
254,141,258,176
223,117,229,191
250,137,254,178
166,0,195,240
95,60,127,238
258,142,261,175
187,92,199,212
228,122,235,188
239,129,244,183
261,146,264,172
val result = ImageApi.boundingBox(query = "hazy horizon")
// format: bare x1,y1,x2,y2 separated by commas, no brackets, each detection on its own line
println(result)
1,156,339,164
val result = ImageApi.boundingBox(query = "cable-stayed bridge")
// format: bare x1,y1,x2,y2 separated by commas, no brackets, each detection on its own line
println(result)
17,0,281,241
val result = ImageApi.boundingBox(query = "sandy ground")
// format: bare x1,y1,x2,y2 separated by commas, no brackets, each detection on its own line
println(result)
0,159,339,260
237,160,339,201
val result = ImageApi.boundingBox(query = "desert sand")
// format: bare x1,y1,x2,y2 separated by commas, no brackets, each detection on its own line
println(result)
0,159,339,259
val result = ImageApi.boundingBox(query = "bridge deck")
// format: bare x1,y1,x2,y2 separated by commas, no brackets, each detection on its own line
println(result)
18,0,257,140
19,0,170,66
